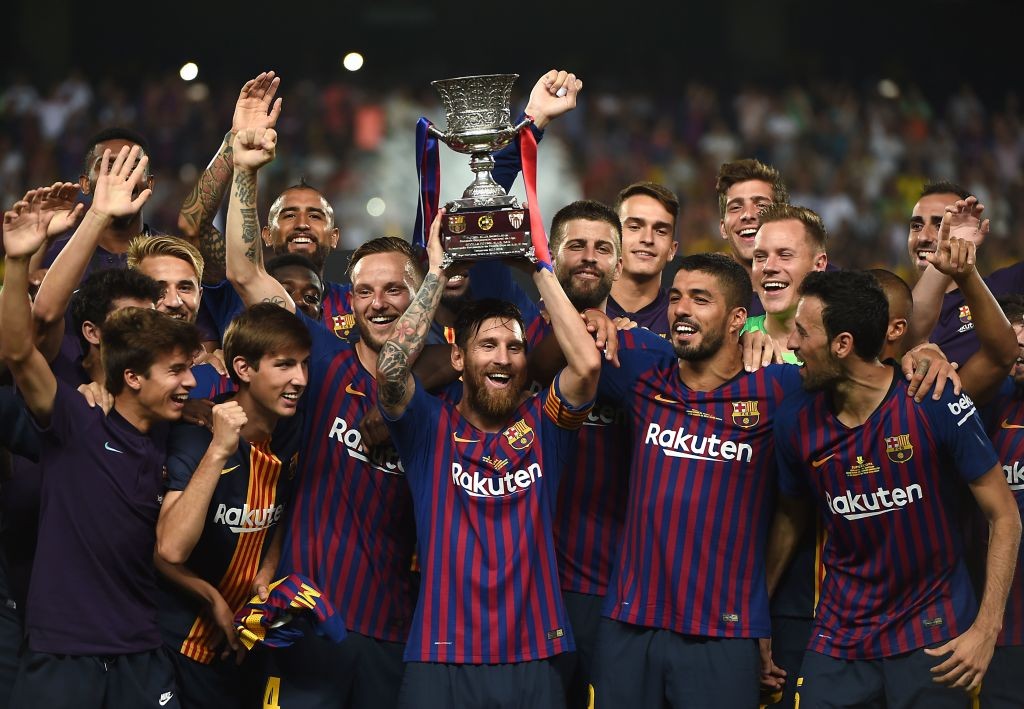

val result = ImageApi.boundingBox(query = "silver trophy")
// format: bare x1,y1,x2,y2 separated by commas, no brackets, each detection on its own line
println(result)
429,74,535,265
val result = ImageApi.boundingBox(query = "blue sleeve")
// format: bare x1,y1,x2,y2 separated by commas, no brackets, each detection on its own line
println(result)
199,280,245,342
380,377,441,490
189,363,235,400
0,386,41,460
980,377,1017,432
491,114,543,193
921,390,1000,483
774,399,810,498
770,363,805,402
164,423,211,491
39,379,96,445
467,260,540,324
597,333,666,402
628,326,674,355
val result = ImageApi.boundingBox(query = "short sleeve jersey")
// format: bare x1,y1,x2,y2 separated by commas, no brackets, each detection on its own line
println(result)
276,314,417,642
599,333,801,638
979,377,1024,646
383,377,591,664
775,368,998,659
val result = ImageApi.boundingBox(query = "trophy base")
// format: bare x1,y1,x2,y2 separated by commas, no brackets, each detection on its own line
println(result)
441,205,534,266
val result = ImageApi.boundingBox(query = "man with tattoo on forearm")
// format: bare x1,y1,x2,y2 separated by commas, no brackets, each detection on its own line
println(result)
375,211,602,709
223,126,420,709
180,71,356,341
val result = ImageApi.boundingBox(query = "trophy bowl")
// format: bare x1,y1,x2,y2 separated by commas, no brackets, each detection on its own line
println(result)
430,74,522,154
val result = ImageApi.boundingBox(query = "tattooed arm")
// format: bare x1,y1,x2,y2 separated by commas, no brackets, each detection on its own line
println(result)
224,128,293,312
377,211,449,417
179,72,283,285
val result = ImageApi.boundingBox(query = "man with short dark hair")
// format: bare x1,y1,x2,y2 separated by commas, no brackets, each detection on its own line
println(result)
266,254,324,321
771,270,1020,708
2,188,200,708
593,252,803,707
607,181,679,336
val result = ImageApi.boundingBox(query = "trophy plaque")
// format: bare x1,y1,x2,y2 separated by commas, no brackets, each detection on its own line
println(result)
429,74,535,265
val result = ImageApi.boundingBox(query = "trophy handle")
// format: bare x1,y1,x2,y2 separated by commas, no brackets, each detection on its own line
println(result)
427,124,447,140
512,116,533,134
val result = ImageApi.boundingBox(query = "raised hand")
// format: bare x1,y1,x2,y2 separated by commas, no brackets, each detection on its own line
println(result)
232,71,283,134
3,188,58,258
426,208,446,271
39,181,84,237
209,400,247,457
524,69,583,129
90,145,153,220
232,128,277,171
925,197,986,277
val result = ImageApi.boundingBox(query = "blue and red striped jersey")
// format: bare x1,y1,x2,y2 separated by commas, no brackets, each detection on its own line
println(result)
776,367,999,659
383,376,591,664
980,377,1024,647
598,332,801,638
277,317,416,643
530,316,673,596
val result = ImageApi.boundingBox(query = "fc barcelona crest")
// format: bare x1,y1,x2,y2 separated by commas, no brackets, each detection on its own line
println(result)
731,401,760,428
332,313,355,338
448,214,466,234
509,211,525,229
958,305,972,324
885,434,914,463
503,419,535,450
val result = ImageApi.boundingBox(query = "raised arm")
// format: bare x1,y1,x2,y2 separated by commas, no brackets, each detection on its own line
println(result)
33,147,152,359
224,127,293,311
156,401,247,564
179,72,282,284
909,195,991,351
925,464,1021,691
377,211,449,418
1,189,60,423
532,265,601,408
926,200,1015,403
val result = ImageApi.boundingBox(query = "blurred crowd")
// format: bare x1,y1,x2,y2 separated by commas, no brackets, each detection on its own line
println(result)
1,70,1021,281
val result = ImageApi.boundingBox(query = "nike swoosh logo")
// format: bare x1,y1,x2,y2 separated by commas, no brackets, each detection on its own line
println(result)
812,453,836,468
104,441,125,454
654,393,681,405
345,383,366,398
220,465,240,476
1001,419,1024,430
452,433,480,444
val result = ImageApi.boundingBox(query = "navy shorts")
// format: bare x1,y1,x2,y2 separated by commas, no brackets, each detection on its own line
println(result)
760,615,813,707
796,648,976,709
9,647,179,709
593,618,759,709
254,625,403,709
979,644,1024,709
552,591,603,709
166,648,259,709
397,659,564,709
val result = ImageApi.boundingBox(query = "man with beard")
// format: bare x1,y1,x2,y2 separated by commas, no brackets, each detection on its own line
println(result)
590,253,804,708
771,270,1020,708
37,127,155,284
374,207,601,709
520,199,671,708
224,126,426,708
908,185,1024,367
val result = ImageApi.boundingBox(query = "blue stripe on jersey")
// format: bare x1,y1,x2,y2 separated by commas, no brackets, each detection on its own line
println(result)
277,323,416,642
598,334,799,639
384,377,586,664
776,368,998,658
981,377,1024,647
